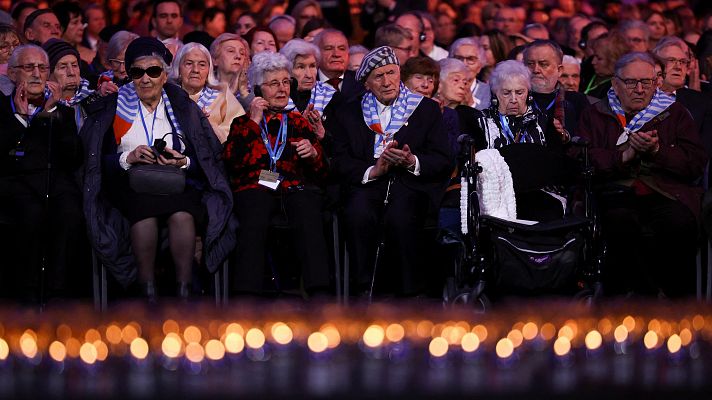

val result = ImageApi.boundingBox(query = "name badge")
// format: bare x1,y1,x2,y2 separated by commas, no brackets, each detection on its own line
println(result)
258,169,282,190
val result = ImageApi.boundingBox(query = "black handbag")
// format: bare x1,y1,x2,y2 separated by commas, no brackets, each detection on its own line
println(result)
128,133,187,196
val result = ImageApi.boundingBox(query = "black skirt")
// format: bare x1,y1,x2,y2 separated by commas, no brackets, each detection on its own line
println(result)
107,175,205,226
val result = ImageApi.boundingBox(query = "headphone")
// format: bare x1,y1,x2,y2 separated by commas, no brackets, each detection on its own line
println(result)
490,92,534,109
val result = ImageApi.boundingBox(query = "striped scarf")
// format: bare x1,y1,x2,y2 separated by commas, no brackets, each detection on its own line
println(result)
362,83,422,157
59,78,93,107
284,81,335,113
113,82,183,144
196,86,219,110
608,87,675,146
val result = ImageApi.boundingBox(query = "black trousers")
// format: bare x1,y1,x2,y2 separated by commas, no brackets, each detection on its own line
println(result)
343,179,429,295
601,192,698,297
0,177,86,302
232,187,330,294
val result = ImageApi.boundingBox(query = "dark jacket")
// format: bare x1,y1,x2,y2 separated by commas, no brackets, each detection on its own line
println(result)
331,95,452,206
0,93,82,197
80,83,237,286
578,98,708,219
675,87,712,155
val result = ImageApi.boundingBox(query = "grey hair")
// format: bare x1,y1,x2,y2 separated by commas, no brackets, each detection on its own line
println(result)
438,57,469,82
652,35,690,57
248,51,292,88
489,60,531,92
107,31,139,61
313,28,347,49
8,44,48,68
448,37,486,64
170,42,219,87
132,54,170,72
268,14,296,29
523,39,564,64
614,51,656,77
349,44,369,57
279,38,320,65
562,55,580,66
619,19,650,40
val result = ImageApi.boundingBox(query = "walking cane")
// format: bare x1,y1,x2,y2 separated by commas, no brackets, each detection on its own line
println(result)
368,176,395,303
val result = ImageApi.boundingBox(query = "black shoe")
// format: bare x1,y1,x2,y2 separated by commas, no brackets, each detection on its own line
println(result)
141,281,157,304
176,282,190,301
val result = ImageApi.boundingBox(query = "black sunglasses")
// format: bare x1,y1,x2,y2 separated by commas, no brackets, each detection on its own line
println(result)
128,66,164,80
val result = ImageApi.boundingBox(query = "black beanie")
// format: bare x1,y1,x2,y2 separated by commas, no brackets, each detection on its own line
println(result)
124,37,173,69
42,38,80,72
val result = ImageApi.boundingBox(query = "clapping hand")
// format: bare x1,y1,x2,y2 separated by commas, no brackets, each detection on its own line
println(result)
302,103,325,140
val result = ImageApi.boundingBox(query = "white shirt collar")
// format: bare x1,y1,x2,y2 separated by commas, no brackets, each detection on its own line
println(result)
318,69,345,82
139,97,166,121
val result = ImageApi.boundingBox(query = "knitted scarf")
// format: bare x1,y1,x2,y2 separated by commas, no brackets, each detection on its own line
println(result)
59,78,93,107
113,82,183,144
196,86,219,110
361,82,423,157
285,81,336,113
607,87,675,146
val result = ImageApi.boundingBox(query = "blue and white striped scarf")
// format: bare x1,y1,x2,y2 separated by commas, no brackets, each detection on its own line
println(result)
196,86,219,110
114,82,183,144
362,82,423,156
59,78,93,107
284,81,335,113
608,87,675,146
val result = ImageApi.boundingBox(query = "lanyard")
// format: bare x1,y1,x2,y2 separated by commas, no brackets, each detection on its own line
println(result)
499,113,518,143
534,96,556,113
138,102,159,146
260,113,288,171
584,76,611,95
10,95,43,122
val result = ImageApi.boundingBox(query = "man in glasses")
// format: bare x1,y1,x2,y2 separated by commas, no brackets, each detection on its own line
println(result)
0,44,84,303
579,52,707,298
652,36,712,158
80,37,234,302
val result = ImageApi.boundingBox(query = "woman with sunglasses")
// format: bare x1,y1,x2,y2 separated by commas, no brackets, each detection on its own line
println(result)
223,51,331,297
170,42,245,143
80,37,235,302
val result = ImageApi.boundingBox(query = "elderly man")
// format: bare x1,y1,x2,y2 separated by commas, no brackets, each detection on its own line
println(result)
332,46,452,297
449,37,490,110
314,28,363,102
0,44,83,302
560,55,581,91
23,9,62,45
395,12,424,59
80,37,235,300
579,52,707,297
652,36,712,156
523,40,590,148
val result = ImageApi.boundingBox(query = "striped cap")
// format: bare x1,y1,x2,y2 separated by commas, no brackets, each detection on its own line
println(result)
355,46,399,83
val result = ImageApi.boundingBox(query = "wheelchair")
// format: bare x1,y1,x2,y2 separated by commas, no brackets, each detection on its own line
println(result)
441,140,605,311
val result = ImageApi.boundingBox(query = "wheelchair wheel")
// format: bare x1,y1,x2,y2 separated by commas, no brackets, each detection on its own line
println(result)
573,288,596,306
443,279,491,313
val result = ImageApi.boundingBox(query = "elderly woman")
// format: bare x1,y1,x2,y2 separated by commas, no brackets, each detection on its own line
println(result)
449,37,491,110
0,24,20,95
436,58,470,109
223,51,330,297
474,60,566,221
279,38,338,142
171,42,245,143
585,32,630,99
81,37,235,301
100,30,139,85
211,33,250,101
243,27,279,57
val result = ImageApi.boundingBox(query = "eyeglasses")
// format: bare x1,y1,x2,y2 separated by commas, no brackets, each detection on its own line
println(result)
109,59,125,69
454,55,479,64
261,79,291,90
129,66,164,80
615,75,655,89
12,63,49,73
0,41,19,54
664,57,690,67
391,45,413,54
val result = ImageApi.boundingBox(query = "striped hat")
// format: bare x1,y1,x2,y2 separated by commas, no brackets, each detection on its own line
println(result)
355,46,399,83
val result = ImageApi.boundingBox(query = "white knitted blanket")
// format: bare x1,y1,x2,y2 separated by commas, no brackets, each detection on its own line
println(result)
475,149,517,221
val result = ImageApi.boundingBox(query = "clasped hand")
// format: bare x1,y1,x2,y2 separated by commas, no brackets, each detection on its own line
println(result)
370,140,416,179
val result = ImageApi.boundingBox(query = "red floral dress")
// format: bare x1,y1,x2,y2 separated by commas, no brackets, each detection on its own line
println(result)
223,111,327,192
